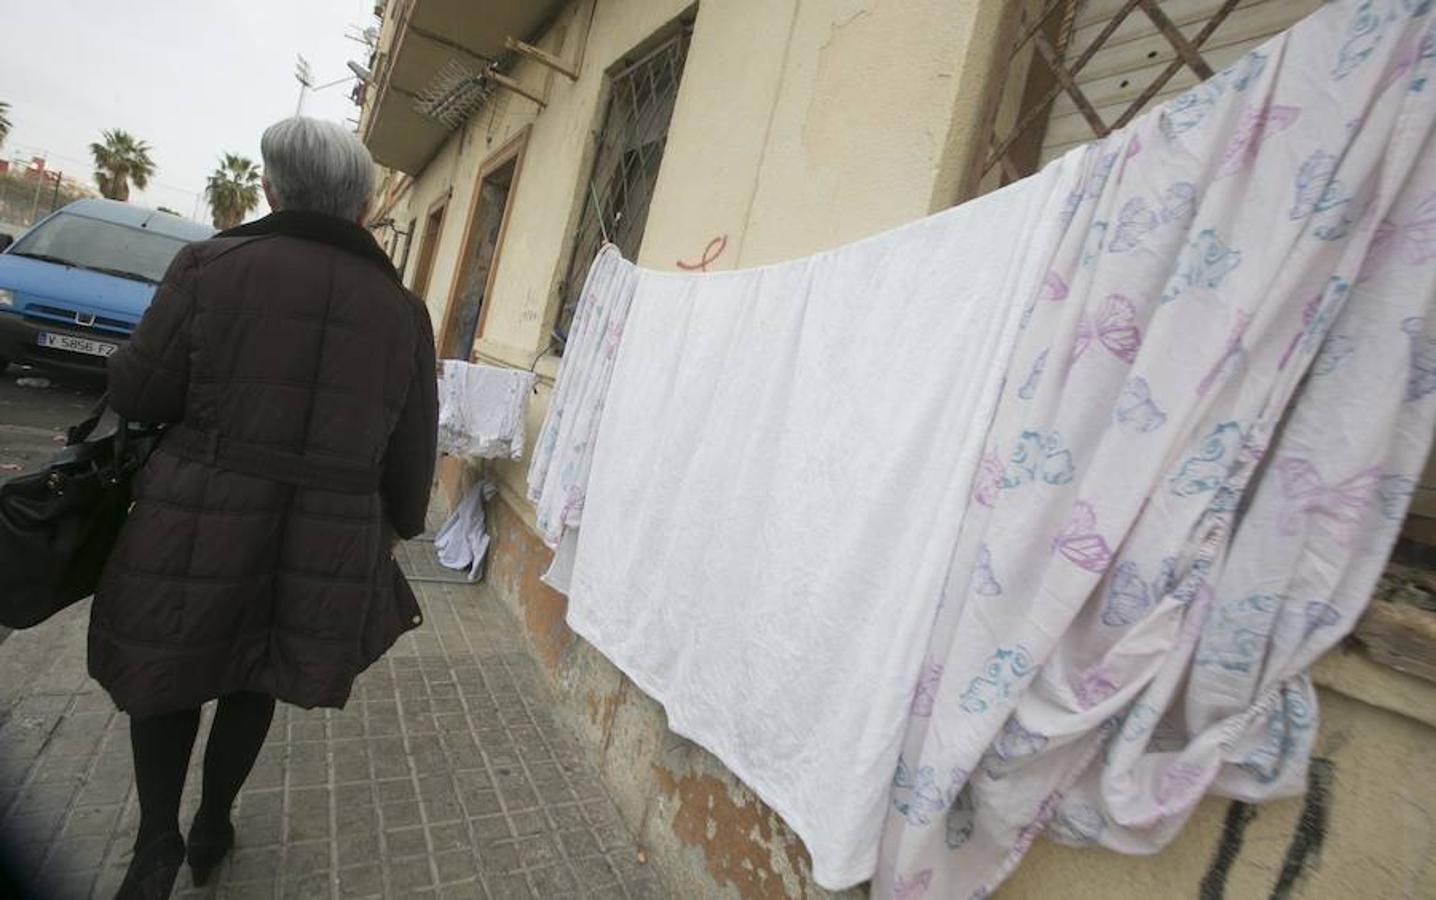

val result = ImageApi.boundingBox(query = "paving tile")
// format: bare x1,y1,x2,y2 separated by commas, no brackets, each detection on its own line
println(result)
0,540,666,900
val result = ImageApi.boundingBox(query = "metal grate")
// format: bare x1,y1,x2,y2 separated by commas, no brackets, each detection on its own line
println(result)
555,29,691,346
415,58,497,130
961,0,1241,201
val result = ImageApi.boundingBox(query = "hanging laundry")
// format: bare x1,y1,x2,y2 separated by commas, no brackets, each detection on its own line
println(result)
434,480,497,582
559,164,1075,887
436,360,534,461
525,245,638,590
872,1,1436,897
532,0,1436,894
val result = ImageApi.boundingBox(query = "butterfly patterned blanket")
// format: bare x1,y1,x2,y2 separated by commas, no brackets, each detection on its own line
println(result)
873,0,1436,897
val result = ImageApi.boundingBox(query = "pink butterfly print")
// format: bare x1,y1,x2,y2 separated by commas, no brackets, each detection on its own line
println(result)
1275,458,1382,544
1216,105,1301,177
1041,271,1070,303
1073,665,1120,710
1197,311,1252,397
1154,761,1213,819
973,447,1004,508
1052,501,1115,574
1368,193,1436,273
911,662,943,717
893,869,933,900
1073,295,1142,366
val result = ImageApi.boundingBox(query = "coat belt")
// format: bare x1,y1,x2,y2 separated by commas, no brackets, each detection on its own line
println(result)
162,425,381,494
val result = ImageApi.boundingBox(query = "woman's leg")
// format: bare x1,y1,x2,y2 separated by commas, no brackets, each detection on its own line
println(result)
194,691,276,829
128,707,202,848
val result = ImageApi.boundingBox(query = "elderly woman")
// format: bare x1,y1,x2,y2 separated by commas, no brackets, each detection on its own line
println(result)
91,118,438,898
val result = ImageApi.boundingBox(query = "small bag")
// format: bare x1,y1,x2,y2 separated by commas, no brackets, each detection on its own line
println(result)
0,396,161,629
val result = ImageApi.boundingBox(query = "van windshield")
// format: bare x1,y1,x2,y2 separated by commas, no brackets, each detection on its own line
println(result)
10,212,188,284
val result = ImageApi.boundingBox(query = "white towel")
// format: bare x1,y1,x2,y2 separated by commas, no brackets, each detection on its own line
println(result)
437,361,534,461
434,480,497,582
562,159,1077,889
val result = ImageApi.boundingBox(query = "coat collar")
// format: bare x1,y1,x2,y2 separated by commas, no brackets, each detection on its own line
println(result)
219,211,400,283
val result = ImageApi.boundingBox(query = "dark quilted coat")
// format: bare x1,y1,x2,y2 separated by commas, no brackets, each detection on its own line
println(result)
89,211,438,717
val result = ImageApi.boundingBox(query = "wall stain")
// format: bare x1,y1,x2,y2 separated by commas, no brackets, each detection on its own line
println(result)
486,496,573,672
1270,757,1334,900
1200,801,1258,900
654,766,811,900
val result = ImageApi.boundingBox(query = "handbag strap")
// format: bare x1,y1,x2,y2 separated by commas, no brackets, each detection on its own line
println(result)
65,394,110,447
63,394,137,463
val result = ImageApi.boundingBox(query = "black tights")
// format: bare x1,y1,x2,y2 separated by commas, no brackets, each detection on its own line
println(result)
129,692,276,849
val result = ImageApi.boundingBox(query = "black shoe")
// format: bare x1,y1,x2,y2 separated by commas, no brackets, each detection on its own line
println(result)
115,831,183,900
185,818,235,888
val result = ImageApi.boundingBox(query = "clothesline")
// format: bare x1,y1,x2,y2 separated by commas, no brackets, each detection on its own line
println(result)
525,2,1436,897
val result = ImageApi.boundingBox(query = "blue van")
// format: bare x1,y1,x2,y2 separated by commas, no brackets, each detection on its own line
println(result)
0,199,214,375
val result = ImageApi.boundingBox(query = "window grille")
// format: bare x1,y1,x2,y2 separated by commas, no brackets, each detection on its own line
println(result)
961,0,1252,201
555,29,691,345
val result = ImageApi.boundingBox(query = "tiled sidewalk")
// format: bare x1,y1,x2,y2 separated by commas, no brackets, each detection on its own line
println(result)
0,542,666,899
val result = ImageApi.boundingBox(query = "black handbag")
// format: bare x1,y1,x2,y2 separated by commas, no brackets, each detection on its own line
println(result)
0,397,162,628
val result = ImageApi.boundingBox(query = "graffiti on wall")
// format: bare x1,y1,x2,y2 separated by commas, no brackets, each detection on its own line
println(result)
677,235,729,272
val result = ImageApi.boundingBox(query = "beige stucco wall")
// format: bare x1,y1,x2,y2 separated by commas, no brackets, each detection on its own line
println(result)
367,1,1436,897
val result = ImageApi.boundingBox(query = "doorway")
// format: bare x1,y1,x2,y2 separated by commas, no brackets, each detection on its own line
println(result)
441,129,528,361
410,198,447,301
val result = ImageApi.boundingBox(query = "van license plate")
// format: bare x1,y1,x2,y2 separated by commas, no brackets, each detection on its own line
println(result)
36,332,118,358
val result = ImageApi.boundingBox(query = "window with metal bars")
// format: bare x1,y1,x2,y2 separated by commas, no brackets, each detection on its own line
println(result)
959,0,1276,202
555,28,691,347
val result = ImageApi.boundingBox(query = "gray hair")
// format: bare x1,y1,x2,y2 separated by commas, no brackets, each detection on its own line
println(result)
260,117,375,220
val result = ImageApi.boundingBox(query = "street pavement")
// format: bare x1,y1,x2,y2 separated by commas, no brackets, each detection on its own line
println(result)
0,369,665,899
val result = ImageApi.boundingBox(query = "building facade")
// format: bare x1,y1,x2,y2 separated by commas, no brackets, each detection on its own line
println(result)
359,1,1436,896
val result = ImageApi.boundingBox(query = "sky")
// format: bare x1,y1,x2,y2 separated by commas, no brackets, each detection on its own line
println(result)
0,0,377,225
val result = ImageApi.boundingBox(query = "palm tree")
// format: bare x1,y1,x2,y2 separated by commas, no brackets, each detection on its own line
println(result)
89,129,156,201
0,101,11,149
204,153,263,229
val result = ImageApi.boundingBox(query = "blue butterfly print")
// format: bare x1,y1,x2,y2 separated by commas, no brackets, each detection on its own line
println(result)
1289,151,1352,240
1196,593,1280,673
1058,190,1083,226
1303,601,1342,638
1101,557,1178,627
1085,153,1119,200
959,646,1035,714
892,759,964,827
1220,51,1268,92
1160,182,1198,226
1334,0,1388,79
1001,430,1075,489
972,545,1003,597
1049,804,1108,846
1109,197,1159,253
1403,317,1436,400
1169,422,1243,497
1161,230,1242,303
1312,334,1355,376
1378,474,1417,520
1161,84,1220,137
1082,221,1108,267
1114,376,1167,433
1237,684,1314,784
1017,351,1048,400
980,716,1050,781
1119,702,1159,743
